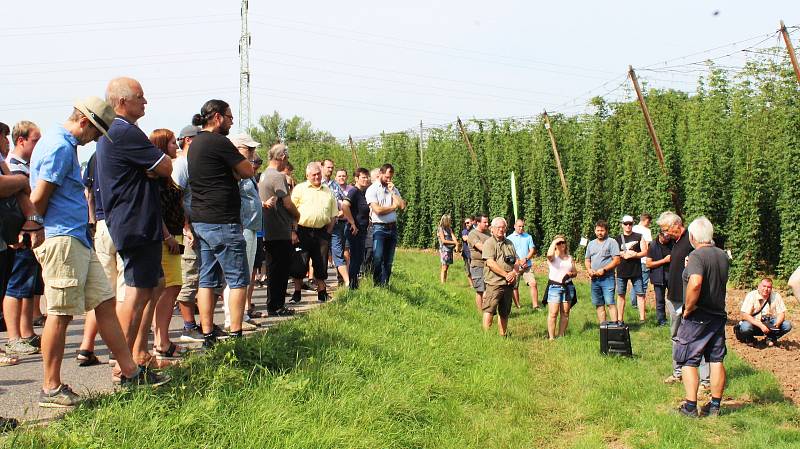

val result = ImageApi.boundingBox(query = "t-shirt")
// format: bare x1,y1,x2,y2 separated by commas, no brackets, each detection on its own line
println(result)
633,223,653,265
6,154,29,176
668,229,693,304
29,126,91,248
740,290,787,320
467,229,491,268
482,237,518,286
585,238,620,274
461,228,471,259
682,245,729,318
548,255,574,283
365,181,402,224
343,186,370,230
507,231,535,268
171,156,192,220
615,232,643,279
187,131,245,224
646,239,672,286
82,153,105,221
258,167,292,241
96,117,165,250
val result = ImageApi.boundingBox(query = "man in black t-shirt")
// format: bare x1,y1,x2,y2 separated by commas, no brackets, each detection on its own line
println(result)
645,231,672,326
675,217,729,418
342,167,371,290
187,99,254,347
615,215,648,323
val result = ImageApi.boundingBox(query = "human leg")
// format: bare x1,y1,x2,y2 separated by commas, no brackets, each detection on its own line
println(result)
346,228,366,290
559,299,571,337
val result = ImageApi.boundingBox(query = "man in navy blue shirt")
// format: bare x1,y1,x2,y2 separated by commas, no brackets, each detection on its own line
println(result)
96,77,172,365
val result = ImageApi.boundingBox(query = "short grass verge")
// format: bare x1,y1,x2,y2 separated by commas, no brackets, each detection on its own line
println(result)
4,250,800,448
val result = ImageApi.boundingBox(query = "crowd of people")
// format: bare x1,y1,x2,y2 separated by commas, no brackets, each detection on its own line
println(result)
0,77,406,422
455,211,797,418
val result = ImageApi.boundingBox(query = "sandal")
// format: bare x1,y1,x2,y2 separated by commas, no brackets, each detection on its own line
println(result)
76,350,101,367
0,354,20,367
154,342,187,360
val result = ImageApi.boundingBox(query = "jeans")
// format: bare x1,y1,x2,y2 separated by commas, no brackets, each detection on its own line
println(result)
630,265,649,306
330,220,348,267
193,222,250,289
667,300,710,382
346,224,367,289
653,283,667,324
372,223,398,286
264,239,292,312
737,318,793,342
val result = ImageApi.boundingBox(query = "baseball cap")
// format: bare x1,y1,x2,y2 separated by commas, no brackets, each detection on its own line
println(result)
621,215,634,224
74,97,115,142
228,133,260,148
178,125,200,140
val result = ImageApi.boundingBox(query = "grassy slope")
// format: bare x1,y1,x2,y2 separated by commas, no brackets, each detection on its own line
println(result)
6,250,800,449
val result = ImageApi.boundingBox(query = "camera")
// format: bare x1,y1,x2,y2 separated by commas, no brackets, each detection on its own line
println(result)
503,255,516,265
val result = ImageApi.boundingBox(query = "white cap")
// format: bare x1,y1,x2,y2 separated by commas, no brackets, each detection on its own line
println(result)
621,215,635,223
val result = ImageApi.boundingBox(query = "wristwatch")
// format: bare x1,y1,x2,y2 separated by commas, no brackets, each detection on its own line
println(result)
27,215,44,225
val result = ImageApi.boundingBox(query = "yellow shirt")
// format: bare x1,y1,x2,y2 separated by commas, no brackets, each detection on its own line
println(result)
291,181,338,229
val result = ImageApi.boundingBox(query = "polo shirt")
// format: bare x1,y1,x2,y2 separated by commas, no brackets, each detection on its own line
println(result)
96,117,165,250
29,126,92,248
365,181,402,224
507,231,535,268
187,131,246,224
343,186,370,230
291,181,338,229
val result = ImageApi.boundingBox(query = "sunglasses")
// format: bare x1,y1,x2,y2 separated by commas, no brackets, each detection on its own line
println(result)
622,222,633,226
556,241,566,245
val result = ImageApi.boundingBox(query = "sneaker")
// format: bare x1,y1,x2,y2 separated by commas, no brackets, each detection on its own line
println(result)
268,307,295,317
119,367,171,388
664,375,682,384
179,327,205,343
212,324,230,340
5,338,40,355
700,402,721,417
766,339,776,347
0,416,19,433
677,402,699,418
290,291,302,304
22,334,41,349
202,334,217,349
38,384,81,408
317,290,328,303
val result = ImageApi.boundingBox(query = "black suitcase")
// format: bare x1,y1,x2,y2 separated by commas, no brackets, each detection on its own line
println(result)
600,321,632,356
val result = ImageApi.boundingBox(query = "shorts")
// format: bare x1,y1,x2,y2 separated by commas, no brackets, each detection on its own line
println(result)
673,312,727,366
547,283,575,304
591,275,616,306
177,242,199,303
94,220,125,301
518,271,536,287
440,247,453,266
193,222,250,289
161,236,183,288
33,236,114,316
118,242,164,289
298,226,332,281
616,276,644,296
482,283,513,318
463,256,471,276
4,248,44,299
470,265,485,293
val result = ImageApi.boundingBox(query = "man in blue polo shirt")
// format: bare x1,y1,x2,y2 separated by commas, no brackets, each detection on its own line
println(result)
30,98,168,408
96,77,172,366
507,219,540,310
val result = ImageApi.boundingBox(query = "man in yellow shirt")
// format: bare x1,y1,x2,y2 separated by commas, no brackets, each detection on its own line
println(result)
291,162,338,302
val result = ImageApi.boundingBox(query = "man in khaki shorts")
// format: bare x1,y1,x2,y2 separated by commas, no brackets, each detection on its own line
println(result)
29,97,169,408
481,217,519,336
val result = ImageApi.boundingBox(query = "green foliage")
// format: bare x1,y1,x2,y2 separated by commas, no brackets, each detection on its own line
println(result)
245,53,800,284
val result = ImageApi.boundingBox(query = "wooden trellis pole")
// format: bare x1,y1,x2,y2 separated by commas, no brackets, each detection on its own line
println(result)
628,65,683,215
542,110,569,198
348,135,359,168
456,117,488,192
780,20,800,84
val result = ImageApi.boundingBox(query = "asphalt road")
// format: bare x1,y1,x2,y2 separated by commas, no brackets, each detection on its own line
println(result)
0,275,336,424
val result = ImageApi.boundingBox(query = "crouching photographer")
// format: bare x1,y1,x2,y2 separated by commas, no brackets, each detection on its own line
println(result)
735,278,792,347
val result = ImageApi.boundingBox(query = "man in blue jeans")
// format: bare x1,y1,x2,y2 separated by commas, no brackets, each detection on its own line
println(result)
365,164,406,286
187,99,254,347
585,220,621,324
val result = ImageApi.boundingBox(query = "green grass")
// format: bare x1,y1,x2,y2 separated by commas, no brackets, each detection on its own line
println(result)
5,250,800,448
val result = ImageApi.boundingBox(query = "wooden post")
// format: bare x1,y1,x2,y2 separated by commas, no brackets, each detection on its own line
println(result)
419,120,424,166
348,135,359,168
628,65,682,215
456,117,488,191
542,110,569,198
780,20,800,84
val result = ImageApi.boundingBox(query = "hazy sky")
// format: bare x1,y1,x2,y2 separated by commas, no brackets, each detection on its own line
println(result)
1,0,797,161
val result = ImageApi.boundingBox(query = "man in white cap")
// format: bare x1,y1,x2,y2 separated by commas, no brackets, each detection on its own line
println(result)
615,215,648,323
29,98,169,408
222,133,262,331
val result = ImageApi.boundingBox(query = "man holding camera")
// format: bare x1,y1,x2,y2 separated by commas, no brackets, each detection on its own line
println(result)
481,217,519,336
736,278,792,347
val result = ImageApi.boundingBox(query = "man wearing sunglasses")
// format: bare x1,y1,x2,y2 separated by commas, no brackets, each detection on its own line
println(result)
615,215,648,323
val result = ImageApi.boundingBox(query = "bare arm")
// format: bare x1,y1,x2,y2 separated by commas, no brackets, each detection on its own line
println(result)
150,155,172,178
369,201,397,216
636,238,649,258
30,179,58,217
646,254,671,269
232,159,254,179
0,161,28,197
683,273,703,317
282,195,300,221
341,200,357,230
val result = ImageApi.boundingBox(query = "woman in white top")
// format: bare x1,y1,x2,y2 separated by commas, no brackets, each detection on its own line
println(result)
546,235,577,340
